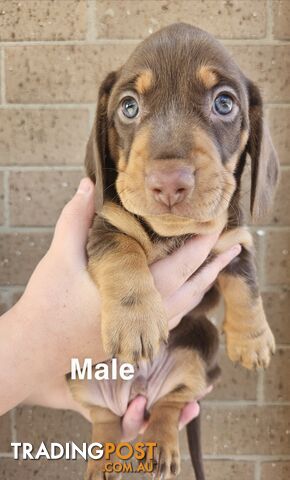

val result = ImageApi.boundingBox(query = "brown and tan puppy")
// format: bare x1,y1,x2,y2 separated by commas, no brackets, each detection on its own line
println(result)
68,23,279,480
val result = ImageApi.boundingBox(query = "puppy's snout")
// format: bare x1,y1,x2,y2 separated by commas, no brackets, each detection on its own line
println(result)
146,167,194,208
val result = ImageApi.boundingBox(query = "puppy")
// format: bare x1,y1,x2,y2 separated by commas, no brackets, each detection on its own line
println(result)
68,23,279,480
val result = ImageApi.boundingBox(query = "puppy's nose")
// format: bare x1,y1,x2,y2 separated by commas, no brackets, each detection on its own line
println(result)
146,167,194,207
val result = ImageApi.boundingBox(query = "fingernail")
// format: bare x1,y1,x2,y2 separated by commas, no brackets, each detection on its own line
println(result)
230,244,241,255
77,178,92,195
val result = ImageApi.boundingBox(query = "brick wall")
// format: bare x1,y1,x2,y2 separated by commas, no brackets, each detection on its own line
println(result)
0,1,289,479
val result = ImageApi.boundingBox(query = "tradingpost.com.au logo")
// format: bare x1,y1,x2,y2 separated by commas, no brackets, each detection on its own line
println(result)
11,441,157,474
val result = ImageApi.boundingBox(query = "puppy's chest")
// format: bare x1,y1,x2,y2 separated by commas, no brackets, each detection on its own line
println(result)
149,233,193,263
100,202,193,263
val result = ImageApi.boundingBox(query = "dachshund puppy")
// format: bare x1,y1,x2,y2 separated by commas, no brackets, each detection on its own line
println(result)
68,23,279,480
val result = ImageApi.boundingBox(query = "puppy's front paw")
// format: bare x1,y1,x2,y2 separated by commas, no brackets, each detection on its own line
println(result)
225,324,276,369
102,290,168,363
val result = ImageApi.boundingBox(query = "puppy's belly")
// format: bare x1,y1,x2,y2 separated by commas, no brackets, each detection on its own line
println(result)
77,345,184,417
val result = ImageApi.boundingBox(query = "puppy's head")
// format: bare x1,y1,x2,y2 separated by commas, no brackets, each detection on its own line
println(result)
86,23,279,231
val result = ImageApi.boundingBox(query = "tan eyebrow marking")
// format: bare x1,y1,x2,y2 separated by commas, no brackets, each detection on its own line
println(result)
196,65,218,89
135,70,153,94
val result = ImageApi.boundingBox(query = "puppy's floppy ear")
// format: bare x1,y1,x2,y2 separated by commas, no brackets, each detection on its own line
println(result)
246,80,279,220
85,71,118,211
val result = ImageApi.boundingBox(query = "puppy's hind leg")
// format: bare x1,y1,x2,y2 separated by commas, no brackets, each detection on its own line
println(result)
85,406,122,480
142,399,183,480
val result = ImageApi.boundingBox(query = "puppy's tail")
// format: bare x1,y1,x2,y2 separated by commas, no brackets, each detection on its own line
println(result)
186,406,205,480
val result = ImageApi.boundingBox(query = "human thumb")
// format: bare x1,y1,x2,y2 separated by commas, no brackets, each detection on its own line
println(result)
51,178,95,258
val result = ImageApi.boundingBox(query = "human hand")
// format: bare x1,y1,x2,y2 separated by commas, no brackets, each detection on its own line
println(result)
121,387,213,441
3,177,240,413
19,177,240,370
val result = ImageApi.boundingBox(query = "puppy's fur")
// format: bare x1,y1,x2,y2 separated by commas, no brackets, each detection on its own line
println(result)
68,24,279,480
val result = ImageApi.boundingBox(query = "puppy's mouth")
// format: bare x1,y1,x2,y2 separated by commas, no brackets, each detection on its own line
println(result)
116,166,234,224
118,185,225,223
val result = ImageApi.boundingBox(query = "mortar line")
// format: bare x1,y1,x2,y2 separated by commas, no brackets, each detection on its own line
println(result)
250,225,290,232
0,453,14,459
261,285,290,292
86,0,97,42
88,103,96,129
266,103,290,108
255,460,261,480
266,0,273,40
181,453,290,461
10,408,17,443
264,283,290,289
203,400,290,407
0,286,26,292
3,170,9,226
0,226,54,233
0,47,5,104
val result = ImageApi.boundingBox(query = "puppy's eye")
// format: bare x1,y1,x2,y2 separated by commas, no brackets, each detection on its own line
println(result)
214,94,233,115
121,96,139,119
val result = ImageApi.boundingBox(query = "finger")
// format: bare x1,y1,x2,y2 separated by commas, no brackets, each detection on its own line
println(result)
189,244,242,292
51,178,95,259
178,401,200,430
151,233,219,298
165,244,241,321
167,291,205,330
122,395,147,441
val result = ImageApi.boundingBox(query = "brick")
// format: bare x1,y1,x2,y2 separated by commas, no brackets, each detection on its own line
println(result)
0,232,51,285
11,288,24,306
208,350,257,401
0,109,90,166
0,0,86,41
9,170,82,226
0,171,4,224
0,459,85,480
0,413,11,452
267,108,290,165
200,405,290,455
229,46,290,102
5,45,133,104
262,289,290,343
16,406,90,445
181,458,255,480
96,0,266,40
264,231,290,285
264,348,290,401
261,462,290,480
6,44,290,105
268,170,290,226
273,0,290,40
